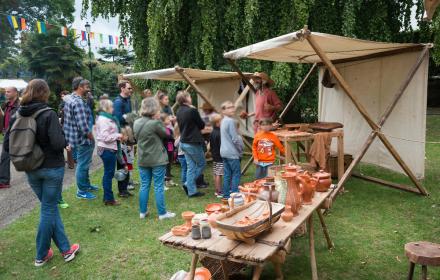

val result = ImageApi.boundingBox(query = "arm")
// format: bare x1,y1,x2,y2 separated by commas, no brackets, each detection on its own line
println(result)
192,108,205,130
252,136,259,162
154,120,169,139
227,119,244,154
95,119,122,143
47,111,67,152
269,90,283,112
272,134,285,155
113,98,126,125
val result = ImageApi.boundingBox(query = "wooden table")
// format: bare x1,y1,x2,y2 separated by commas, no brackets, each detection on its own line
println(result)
159,186,336,280
272,129,344,182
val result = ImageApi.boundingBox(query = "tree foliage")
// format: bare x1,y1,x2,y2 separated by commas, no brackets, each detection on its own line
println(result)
83,0,439,121
97,47,134,66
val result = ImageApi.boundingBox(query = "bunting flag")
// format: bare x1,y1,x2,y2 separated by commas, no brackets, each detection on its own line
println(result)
61,26,68,36
90,32,95,40
99,33,103,43
81,31,87,41
8,16,18,29
20,18,27,30
73,29,77,38
40,21,46,33
7,16,13,28
115,36,118,45
124,37,128,46
36,21,42,33
108,35,113,45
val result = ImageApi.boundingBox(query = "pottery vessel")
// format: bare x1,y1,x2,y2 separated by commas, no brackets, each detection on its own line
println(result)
205,203,222,215
297,174,316,205
258,183,279,203
281,205,294,222
281,172,301,216
239,182,259,203
228,193,245,209
221,198,230,212
313,169,332,192
182,211,195,229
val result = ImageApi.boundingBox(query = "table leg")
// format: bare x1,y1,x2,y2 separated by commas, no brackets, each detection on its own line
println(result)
188,253,199,280
421,265,427,280
252,265,264,280
284,139,292,164
337,134,344,188
308,214,318,280
407,262,415,280
220,260,229,280
317,209,334,250
273,261,284,280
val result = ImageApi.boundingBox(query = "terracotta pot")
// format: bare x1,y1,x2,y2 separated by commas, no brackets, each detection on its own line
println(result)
205,203,222,215
281,172,300,216
171,225,190,236
313,169,332,192
284,164,300,173
297,175,315,205
254,178,266,193
281,205,294,222
182,211,195,229
265,176,275,183
270,184,279,203
258,183,279,203
221,198,230,212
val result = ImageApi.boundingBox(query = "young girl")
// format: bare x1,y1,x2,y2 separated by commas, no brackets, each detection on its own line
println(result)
209,114,223,198
174,123,187,187
160,113,175,185
95,99,126,205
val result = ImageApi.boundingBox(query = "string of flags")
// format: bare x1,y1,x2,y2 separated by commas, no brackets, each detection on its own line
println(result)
5,14,129,47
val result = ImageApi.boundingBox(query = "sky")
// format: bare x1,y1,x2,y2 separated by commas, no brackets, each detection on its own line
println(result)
72,0,124,55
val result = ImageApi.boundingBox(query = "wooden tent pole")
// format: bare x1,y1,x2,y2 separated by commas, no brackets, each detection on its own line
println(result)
304,29,427,195
175,67,218,112
279,63,317,119
227,58,257,93
234,85,251,109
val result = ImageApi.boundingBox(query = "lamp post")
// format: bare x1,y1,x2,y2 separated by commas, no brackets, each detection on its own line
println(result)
85,22,94,93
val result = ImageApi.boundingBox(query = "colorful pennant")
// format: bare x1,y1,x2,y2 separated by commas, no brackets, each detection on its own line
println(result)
20,18,26,30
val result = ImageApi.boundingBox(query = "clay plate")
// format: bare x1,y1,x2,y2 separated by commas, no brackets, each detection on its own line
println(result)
205,203,222,215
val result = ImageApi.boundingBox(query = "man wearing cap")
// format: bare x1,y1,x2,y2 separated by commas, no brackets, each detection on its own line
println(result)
250,72,283,132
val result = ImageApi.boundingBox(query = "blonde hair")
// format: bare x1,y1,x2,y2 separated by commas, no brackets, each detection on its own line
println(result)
220,100,234,110
98,99,113,113
21,79,50,105
210,113,222,126
176,90,190,105
140,97,160,117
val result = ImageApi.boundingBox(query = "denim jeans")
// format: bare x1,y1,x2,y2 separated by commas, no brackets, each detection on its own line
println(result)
76,143,94,192
26,167,71,260
222,158,241,199
178,155,187,185
180,143,206,196
99,149,116,201
255,164,272,180
139,165,167,216
72,147,77,162
0,144,10,184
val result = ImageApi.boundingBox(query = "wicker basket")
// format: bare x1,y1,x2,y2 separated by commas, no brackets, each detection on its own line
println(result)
214,197,285,244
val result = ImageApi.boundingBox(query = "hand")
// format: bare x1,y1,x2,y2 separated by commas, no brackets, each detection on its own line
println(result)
263,103,274,112
66,145,72,152
239,111,248,119
87,133,94,141
124,165,128,171
253,159,259,164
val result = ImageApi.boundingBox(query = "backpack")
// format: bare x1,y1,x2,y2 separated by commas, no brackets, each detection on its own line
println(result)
9,108,52,172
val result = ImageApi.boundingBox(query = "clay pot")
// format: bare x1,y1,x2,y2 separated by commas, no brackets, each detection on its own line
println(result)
205,203,222,215
270,184,279,203
254,178,266,193
281,205,294,222
313,170,332,192
265,176,275,183
258,183,278,202
221,198,230,212
228,193,245,209
281,172,301,217
297,175,316,205
182,211,195,229
239,182,258,203
284,164,300,173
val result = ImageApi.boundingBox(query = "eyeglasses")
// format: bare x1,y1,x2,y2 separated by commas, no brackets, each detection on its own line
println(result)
223,105,235,109
127,87,133,90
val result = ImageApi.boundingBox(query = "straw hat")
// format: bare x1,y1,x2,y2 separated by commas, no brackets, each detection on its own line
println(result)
253,72,274,86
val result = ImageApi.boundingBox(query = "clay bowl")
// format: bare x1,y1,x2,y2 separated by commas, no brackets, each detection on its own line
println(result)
171,225,190,236
185,267,212,280
205,203,222,215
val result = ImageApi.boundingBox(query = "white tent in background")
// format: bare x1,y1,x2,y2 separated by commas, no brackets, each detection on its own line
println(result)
224,27,431,195
0,79,28,91
123,66,255,137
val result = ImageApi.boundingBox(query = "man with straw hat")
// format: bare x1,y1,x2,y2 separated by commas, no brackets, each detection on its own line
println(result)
241,72,283,132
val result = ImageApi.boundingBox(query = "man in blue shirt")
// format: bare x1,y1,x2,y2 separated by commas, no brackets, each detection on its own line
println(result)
64,77,98,200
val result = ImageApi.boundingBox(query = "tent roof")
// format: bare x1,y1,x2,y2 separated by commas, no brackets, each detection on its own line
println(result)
0,79,28,90
223,31,428,64
123,67,251,82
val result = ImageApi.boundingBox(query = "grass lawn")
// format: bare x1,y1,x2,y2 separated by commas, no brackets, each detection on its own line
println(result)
0,116,439,280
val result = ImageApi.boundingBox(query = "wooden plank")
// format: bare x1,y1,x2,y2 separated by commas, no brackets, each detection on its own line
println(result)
229,242,277,263
352,173,424,194
235,85,252,109
206,236,240,257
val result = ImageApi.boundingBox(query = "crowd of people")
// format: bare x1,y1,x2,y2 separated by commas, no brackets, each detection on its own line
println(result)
0,71,285,267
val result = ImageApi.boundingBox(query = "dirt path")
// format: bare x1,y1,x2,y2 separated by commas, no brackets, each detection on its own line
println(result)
0,146,102,229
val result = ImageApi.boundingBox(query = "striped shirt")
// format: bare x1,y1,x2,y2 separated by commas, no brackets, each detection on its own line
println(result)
63,93,92,147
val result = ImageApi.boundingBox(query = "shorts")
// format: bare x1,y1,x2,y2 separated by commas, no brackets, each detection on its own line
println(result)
212,161,224,176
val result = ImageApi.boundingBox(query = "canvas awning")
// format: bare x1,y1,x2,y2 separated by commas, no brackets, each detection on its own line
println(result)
424,0,440,21
0,79,28,91
123,67,251,82
223,31,426,64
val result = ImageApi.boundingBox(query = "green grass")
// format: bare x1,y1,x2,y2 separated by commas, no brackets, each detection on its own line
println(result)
1,116,440,279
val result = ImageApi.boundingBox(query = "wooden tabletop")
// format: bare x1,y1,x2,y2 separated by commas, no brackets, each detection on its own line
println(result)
159,185,336,265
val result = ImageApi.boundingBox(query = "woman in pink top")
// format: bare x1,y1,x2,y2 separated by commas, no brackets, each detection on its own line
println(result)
94,99,126,206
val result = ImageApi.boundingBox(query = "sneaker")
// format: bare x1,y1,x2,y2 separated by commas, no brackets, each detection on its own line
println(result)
197,183,209,189
0,183,11,189
76,191,96,200
86,185,99,192
34,248,53,267
188,192,205,198
139,211,149,219
127,184,135,191
215,192,223,199
62,244,80,262
159,212,176,220
58,199,70,209
181,185,188,195
164,186,170,191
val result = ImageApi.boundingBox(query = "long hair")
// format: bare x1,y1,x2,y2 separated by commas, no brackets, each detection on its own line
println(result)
21,79,50,105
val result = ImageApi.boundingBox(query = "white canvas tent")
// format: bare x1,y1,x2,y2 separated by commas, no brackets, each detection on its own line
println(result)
0,79,28,91
224,27,431,195
123,66,255,137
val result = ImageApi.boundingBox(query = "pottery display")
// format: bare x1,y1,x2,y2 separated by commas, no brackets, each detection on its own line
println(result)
205,203,222,215
281,172,301,217
182,211,195,229
220,198,230,212
171,225,190,236
297,174,316,205
228,193,245,209
275,172,287,204
281,205,294,222
313,169,332,192
191,224,201,240
258,182,279,203
239,182,259,203
284,164,301,173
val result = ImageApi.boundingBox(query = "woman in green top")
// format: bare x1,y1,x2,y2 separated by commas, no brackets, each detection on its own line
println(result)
134,97,175,220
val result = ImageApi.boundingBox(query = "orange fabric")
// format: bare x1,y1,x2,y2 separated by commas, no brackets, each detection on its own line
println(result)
252,131,285,163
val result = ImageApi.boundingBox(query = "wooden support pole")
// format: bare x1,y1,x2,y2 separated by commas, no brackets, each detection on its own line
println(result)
317,209,334,250
352,173,424,194
175,66,218,112
235,85,252,109
308,214,318,280
241,156,254,175
188,253,199,280
279,63,317,119
227,58,257,93
303,28,427,196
